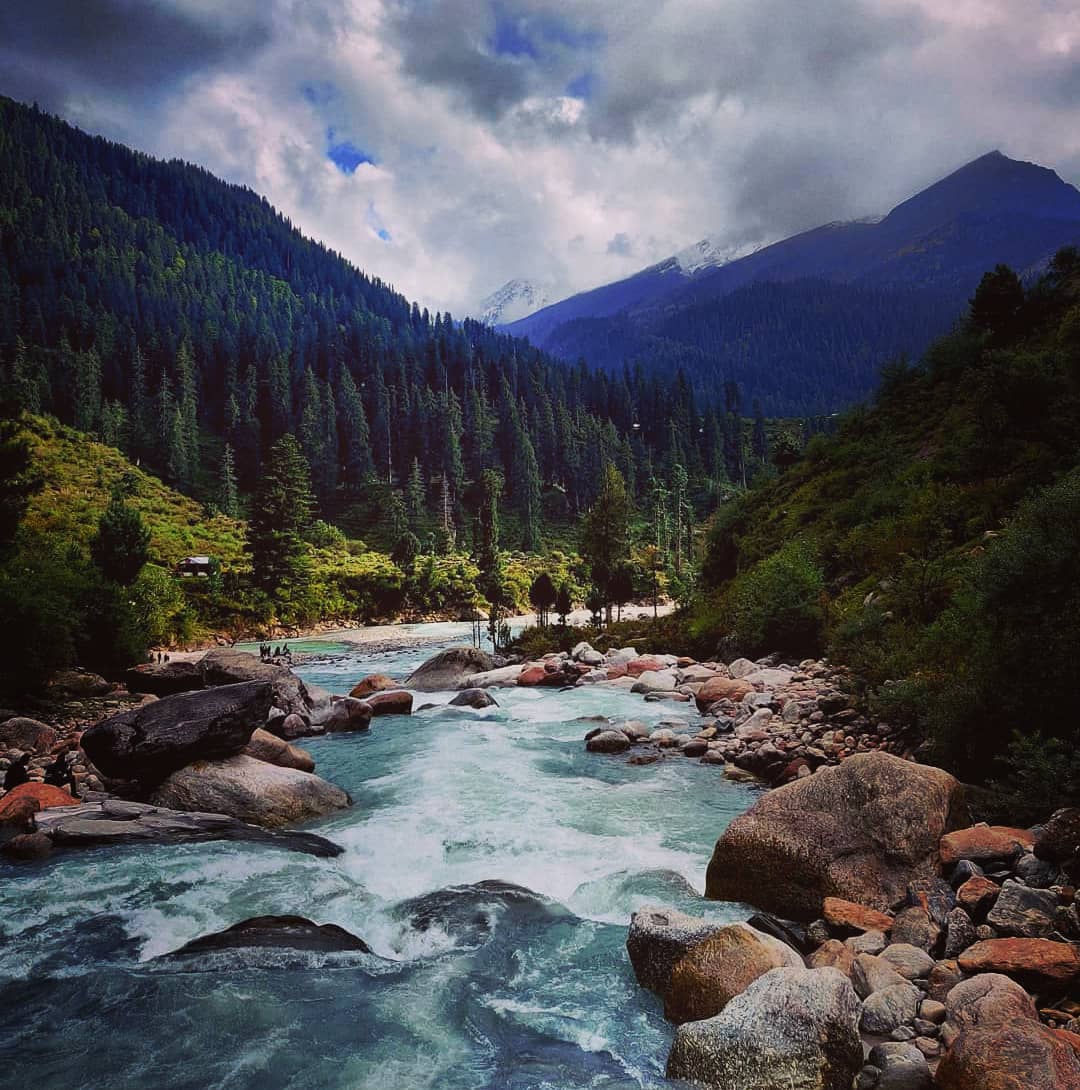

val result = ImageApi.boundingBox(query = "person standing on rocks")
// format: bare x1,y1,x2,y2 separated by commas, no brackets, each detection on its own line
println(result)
44,752,78,795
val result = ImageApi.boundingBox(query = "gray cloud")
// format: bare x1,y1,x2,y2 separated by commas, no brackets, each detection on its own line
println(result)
1,0,1078,315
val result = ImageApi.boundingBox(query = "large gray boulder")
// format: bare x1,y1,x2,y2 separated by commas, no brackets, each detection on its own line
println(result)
405,647,494,691
705,752,967,918
626,906,726,995
866,1042,932,1090
149,754,350,828
163,915,371,957
199,649,311,718
34,799,342,857
666,966,862,1090
0,716,58,754
81,681,272,783
125,659,204,697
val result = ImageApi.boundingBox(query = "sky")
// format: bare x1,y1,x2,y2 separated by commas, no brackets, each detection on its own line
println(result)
2,0,1079,315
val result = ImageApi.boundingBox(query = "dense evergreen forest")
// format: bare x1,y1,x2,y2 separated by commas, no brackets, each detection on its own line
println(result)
0,95,760,547
694,252,1080,813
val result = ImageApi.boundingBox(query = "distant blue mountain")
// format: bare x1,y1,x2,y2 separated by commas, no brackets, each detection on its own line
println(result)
505,152,1080,414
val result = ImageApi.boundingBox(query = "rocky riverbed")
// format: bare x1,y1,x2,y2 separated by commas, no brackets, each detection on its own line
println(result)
2,631,1079,1089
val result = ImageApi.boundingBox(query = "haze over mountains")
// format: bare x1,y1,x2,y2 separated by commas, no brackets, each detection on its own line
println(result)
503,152,1080,415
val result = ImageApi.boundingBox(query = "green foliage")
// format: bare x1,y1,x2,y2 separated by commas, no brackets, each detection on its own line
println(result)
580,463,632,618
528,571,557,626
91,491,151,584
729,539,826,657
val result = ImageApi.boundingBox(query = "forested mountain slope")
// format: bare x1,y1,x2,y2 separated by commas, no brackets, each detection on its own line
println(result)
507,152,1080,415
0,95,739,545
698,252,1080,803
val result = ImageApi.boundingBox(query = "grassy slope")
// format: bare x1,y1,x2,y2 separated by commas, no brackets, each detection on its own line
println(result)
20,415,247,567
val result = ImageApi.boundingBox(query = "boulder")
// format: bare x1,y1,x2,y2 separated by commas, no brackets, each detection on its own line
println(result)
586,730,630,754
957,937,1080,993
880,944,935,980
47,668,112,697
626,906,726,995
125,659,204,696
273,712,314,741
942,907,977,959
320,697,373,732
938,823,1034,868
164,915,371,957
368,690,414,717
806,939,856,979
696,675,755,711
890,906,941,953
0,795,40,838
630,669,677,694
626,656,667,677
852,953,911,998
0,717,58,754
860,981,921,1035
905,876,956,927
464,665,523,688
985,879,1059,938
405,646,494,691
941,973,1038,1045
199,648,310,718
925,959,964,1003
348,674,397,698
2,830,54,860
1034,808,1080,863
0,782,79,816
866,1042,932,1090
81,681,271,783
936,1019,1080,1090
242,728,315,773
448,688,498,709
846,930,888,956
666,966,862,1090
705,752,965,918
149,755,350,828
956,875,1000,917
727,658,759,678
823,897,893,934
663,922,804,1023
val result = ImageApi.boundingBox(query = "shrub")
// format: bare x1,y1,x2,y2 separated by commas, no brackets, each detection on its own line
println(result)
730,538,826,657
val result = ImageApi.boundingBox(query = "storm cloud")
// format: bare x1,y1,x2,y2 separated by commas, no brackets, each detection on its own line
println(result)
1,0,1078,314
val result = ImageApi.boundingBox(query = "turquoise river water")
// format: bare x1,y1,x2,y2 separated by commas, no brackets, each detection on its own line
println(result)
0,623,757,1089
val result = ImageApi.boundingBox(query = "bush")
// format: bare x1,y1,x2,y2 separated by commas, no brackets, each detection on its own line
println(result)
730,539,826,657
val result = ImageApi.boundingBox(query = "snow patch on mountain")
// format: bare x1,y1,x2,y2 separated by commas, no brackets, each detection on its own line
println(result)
476,279,555,325
673,235,764,275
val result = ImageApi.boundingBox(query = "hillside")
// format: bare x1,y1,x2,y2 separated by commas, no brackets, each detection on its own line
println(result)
0,94,726,540
696,250,1080,804
507,152,1080,414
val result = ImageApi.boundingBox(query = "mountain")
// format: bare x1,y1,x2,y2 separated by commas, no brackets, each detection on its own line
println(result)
506,152,1080,415
0,94,730,546
475,278,555,325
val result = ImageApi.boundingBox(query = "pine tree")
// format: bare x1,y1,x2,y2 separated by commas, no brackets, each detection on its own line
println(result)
246,434,315,599
337,369,374,489
581,463,632,623
406,458,426,518
219,443,239,518
528,571,557,627
514,426,542,552
555,583,573,626
672,463,689,576
91,491,151,584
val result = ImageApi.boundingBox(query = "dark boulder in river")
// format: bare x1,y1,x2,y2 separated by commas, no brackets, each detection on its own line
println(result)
125,659,204,697
405,647,494,691
82,681,272,784
164,915,372,957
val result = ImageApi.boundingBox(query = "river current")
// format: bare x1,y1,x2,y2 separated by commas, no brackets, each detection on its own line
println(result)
0,623,757,1089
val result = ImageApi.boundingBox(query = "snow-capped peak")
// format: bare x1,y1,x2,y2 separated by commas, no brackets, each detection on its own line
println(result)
475,279,555,326
673,235,764,275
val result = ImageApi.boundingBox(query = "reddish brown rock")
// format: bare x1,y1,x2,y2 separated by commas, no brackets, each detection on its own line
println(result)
705,751,966,918
695,675,755,711
823,897,893,934
936,1019,1080,1090
348,674,398,698
1,831,54,860
517,666,549,686
957,875,1001,917
242,728,315,773
941,973,1038,1047
926,959,964,1003
0,782,78,816
663,923,803,1024
627,656,666,678
958,938,1080,993
806,939,856,978
367,690,414,717
939,824,1035,868
0,717,58,754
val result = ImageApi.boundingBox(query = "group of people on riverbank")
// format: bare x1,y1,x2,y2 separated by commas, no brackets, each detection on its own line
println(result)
258,643,292,664
3,749,78,794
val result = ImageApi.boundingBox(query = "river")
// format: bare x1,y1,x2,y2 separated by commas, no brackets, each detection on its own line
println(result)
0,622,757,1089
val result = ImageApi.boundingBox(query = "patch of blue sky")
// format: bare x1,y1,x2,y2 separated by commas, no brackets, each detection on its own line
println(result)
301,80,338,106
566,71,595,99
326,127,375,174
365,202,391,243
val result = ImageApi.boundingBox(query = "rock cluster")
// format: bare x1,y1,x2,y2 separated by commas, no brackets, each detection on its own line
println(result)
633,803,1080,1089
